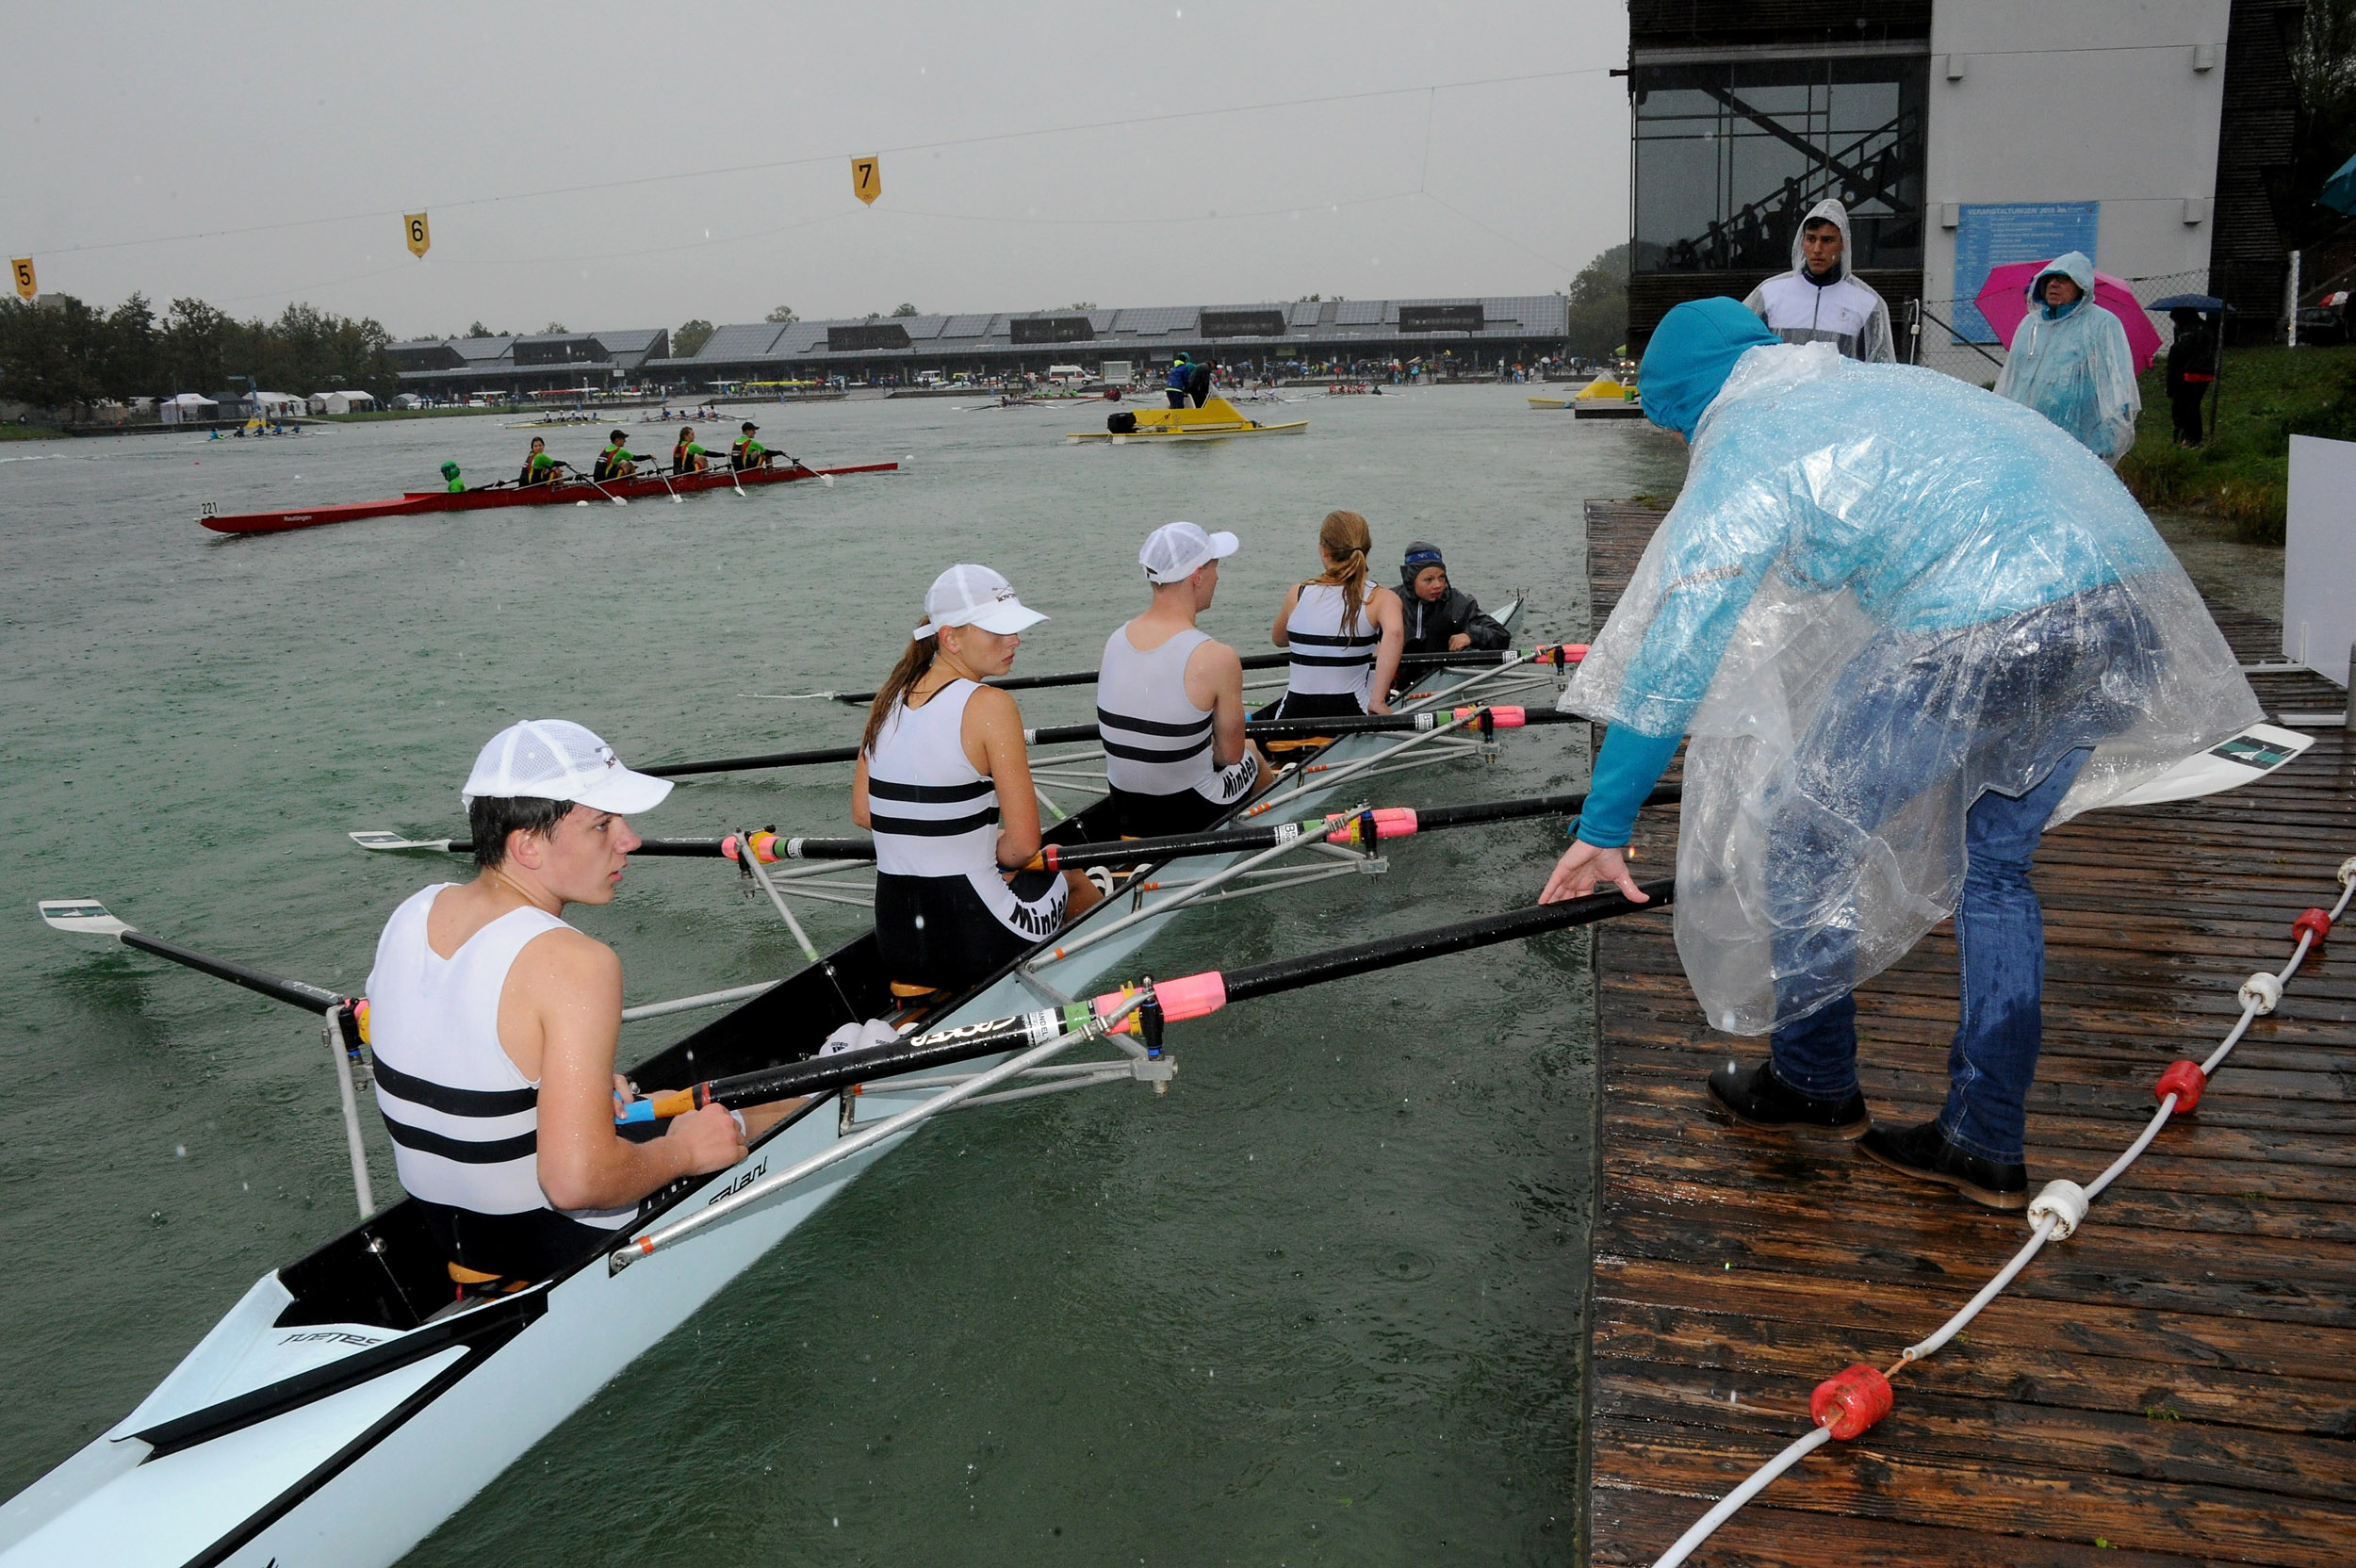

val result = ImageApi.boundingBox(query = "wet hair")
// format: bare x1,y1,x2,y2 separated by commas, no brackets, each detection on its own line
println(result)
860,634,941,757
1802,217,1840,234
468,794,573,871
1307,509,1374,635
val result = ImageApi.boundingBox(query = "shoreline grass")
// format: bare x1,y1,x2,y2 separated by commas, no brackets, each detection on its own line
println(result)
2118,344,2356,544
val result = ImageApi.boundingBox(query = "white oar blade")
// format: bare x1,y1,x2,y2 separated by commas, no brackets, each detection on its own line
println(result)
39,899,131,937
349,829,451,853
2106,723,2314,809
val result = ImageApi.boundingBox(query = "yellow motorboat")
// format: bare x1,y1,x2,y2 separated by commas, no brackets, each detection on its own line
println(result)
1067,396,1307,443
1527,395,1570,409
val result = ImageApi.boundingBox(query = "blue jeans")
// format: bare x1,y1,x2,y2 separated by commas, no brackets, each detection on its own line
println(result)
1769,746,2088,1162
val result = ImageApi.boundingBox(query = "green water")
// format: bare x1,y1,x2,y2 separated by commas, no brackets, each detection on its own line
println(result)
0,390,1683,1564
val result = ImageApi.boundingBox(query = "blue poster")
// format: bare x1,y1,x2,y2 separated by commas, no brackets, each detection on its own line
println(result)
1951,201,2101,342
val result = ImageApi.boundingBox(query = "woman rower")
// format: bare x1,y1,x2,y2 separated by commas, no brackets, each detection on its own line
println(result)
853,564,1104,1003
1267,509,1405,719
672,426,711,474
516,436,565,488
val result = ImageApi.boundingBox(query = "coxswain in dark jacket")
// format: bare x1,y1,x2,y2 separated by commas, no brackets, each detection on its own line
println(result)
1397,541,1509,658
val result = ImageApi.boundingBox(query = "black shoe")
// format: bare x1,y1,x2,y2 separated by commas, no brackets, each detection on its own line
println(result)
1857,1119,2028,1210
1706,1059,1870,1138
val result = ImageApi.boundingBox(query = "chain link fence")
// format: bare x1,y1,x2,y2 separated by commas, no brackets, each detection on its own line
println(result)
1906,268,2214,384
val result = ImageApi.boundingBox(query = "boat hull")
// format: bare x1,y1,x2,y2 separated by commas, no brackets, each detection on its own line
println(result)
199,462,898,535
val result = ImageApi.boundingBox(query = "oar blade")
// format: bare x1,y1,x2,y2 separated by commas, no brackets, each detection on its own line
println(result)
39,898,131,938
349,829,451,853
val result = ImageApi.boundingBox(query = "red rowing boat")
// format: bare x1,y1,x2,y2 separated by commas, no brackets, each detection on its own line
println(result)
198,460,899,535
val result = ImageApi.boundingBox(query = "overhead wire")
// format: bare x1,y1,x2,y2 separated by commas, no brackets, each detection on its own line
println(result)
19,67,1611,260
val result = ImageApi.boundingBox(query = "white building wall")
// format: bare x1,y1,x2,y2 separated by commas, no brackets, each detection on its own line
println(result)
1924,0,2231,313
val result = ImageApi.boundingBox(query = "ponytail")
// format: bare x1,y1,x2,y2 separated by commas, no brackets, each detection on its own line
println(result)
860,635,940,756
1312,509,1375,635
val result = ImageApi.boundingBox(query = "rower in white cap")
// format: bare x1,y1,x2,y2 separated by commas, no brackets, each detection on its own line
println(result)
1096,521,1268,839
854,566,1105,1008
366,719,791,1297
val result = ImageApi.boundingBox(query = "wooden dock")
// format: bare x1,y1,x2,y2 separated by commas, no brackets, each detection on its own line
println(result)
1577,500,2356,1567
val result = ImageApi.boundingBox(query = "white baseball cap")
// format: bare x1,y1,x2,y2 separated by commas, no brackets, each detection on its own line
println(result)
1140,520,1240,584
913,564,1049,639
461,719,674,814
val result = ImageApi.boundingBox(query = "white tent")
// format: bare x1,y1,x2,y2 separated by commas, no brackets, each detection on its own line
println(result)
307,390,378,415
254,391,303,417
157,393,218,425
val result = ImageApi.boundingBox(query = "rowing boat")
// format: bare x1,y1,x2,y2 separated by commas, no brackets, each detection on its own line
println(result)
1066,395,1307,443
197,460,900,536
0,612,1562,1568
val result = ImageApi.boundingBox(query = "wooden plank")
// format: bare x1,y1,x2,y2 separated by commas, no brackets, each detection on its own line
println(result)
1579,501,2356,1567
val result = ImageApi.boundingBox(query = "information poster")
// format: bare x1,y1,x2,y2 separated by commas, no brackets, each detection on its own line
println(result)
2286,435,2356,688
1951,201,2100,342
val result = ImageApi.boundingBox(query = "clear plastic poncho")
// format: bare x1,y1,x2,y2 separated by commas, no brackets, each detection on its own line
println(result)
1565,342,2258,1035
1991,253,2143,466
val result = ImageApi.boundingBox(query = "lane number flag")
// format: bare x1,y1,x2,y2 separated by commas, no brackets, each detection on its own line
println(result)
11,258,34,300
404,213,431,258
851,157,880,205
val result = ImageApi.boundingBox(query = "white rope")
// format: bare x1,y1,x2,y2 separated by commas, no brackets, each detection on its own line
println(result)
1649,854,2356,1566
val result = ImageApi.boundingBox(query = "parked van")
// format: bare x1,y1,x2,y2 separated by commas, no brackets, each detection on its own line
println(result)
1046,364,1087,387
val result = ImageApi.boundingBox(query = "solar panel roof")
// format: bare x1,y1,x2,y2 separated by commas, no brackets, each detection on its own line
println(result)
941,314,994,338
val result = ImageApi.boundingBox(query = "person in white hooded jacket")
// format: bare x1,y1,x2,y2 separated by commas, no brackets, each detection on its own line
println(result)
1741,197,1895,363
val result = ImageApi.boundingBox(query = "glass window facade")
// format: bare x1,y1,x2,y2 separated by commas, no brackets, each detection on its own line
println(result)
1632,55,1927,275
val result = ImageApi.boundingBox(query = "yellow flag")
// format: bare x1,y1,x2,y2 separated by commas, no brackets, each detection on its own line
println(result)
10,257,34,300
851,156,881,206
404,213,431,258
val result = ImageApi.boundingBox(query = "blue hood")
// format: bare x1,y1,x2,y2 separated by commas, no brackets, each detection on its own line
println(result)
1641,299,1779,440
2030,251,2097,320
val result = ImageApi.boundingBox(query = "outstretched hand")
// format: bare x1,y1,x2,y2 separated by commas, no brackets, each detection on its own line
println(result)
1541,839,1645,905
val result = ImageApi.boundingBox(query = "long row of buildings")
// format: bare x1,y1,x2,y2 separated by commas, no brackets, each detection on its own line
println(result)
384,297,1573,400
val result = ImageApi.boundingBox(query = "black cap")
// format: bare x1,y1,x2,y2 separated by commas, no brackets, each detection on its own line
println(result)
742,420,759,432
609,428,627,440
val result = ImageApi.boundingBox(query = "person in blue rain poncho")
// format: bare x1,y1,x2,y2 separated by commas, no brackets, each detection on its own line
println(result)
1991,252,2142,466
1543,299,2254,1209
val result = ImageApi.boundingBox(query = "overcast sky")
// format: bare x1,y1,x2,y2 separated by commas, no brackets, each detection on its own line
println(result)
2,2,1629,340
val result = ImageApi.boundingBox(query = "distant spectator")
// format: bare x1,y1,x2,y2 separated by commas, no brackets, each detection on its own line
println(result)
1993,253,2140,466
2164,307,2217,447
1741,198,1894,363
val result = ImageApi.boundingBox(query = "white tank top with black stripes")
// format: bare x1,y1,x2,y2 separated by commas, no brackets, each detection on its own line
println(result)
1098,624,1217,796
366,884,632,1228
1284,582,1381,706
866,680,1001,877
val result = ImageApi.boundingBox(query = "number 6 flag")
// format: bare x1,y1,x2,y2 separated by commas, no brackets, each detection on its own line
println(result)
404,213,431,258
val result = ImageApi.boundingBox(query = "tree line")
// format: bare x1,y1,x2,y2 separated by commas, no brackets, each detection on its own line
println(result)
0,293,397,414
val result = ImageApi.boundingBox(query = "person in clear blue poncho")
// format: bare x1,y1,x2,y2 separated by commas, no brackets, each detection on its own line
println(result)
1991,252,2142,466
1543,299,2253,1209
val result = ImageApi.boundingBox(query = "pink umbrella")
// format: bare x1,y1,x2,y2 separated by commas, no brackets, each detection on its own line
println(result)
1974,260,2164,371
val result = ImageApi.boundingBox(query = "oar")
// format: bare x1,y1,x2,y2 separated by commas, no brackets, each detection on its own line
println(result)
38,898,347,1012
822,645,1588,704
715,783,1685,872
646,703,1579,777
619,878,1677,1123
1025,783,1682,872
350,829,733,857
576,467,630,506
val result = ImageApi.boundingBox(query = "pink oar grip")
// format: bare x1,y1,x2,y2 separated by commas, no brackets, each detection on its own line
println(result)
1092,971,1228,1025
1325,807,1418,843
1452,705,1527,727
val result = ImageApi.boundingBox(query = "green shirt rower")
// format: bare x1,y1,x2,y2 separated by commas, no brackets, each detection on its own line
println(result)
592,429,648,482
729,419,777,472
672,426,712,475
440,460,466,494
